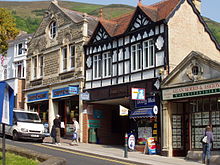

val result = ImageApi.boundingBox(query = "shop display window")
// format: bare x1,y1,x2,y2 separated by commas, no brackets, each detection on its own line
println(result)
172,115,182,149
191,97,220,149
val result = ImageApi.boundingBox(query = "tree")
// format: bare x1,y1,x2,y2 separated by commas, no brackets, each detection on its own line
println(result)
0,8,19,55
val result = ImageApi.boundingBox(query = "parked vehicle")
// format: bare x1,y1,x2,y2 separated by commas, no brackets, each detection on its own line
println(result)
1,110,45,142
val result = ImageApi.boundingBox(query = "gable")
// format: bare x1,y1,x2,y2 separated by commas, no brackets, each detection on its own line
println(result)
90,24,110,44
127,7,152,32
162,51,220,88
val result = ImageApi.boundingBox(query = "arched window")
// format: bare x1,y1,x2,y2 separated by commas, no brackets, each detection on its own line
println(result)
49,21,57,39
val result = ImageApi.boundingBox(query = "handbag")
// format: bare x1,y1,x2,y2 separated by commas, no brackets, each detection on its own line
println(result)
201,135,208,144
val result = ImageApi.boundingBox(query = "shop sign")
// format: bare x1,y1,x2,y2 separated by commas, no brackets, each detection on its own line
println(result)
135,96,156,108
80,92,90,100
53,86,79,98
89,120,100,128
27,91,48,102
128,133,135,150
119,105,129,116
162,81,220,100
131,88,145,100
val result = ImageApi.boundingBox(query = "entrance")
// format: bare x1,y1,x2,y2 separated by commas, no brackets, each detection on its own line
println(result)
172,102,190,156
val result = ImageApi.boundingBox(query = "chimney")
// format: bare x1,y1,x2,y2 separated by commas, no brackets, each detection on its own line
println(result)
192,0,201,13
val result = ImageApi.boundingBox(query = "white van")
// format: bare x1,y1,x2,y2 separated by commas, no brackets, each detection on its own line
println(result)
3,110,45,142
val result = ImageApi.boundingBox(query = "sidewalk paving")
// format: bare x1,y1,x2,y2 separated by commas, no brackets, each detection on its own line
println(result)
43,137,202,165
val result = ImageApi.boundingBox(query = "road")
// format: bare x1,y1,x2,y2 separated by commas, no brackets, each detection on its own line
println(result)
3,138,142,165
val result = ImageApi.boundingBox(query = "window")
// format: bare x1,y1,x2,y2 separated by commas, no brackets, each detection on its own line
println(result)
131,43,142,71
192,66,199,75
93,54,101,79
62,47,67,71
143,39,154,68
3,66,7,80
49,21,57,39
70,45,75,69
102,52,112,77
17,43,23,55
33,57,37,79
14,61,24,78
39,56,44,77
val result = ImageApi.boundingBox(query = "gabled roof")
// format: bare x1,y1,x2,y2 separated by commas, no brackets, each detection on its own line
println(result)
57,6,98,36
161,51,220,88
98,0,181,37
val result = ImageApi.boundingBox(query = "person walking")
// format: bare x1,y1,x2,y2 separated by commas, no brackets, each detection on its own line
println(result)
53,114,61,145
202,125,214,165
70,118,79,145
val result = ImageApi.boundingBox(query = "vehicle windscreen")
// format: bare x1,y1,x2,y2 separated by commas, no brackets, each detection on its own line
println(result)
14,112,41,123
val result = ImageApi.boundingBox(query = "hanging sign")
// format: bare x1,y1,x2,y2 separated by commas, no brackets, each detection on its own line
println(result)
80,92,90,100
131,88,145,100
119,105,129,116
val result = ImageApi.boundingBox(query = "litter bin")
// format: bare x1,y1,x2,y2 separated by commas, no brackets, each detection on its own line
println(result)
89,128,97,143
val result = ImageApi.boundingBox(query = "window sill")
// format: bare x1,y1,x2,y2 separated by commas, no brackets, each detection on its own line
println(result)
30,78,42,82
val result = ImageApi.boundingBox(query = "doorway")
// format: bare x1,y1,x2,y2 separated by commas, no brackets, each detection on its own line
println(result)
172,102,190,156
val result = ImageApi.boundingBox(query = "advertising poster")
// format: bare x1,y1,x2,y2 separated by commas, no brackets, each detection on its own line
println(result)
147,137,156,154
128,133,135,150
138,127,152,144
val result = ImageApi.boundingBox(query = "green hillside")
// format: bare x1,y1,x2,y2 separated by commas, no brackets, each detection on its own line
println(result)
0,1,220,44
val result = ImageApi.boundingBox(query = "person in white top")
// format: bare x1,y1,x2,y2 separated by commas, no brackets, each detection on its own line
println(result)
71,118,80,145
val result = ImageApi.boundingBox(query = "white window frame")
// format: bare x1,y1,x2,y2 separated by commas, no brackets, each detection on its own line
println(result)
62,47,67,71
143,39,155,69
102,52,112,78
32,57,37,79
93,54,101,79
70,45,75,69
16,43,23,56
14,61,24,78
49,21,57,39
131,43,142,72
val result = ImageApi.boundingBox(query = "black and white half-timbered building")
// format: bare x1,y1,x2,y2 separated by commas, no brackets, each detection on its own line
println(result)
83,0,220,155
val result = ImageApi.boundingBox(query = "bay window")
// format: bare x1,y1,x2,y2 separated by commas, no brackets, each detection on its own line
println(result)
143,39,154,68
131,43,142,71
102,52,112,77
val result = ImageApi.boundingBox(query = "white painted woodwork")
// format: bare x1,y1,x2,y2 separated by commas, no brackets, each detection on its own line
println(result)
131,72,142,81
156,51,165,67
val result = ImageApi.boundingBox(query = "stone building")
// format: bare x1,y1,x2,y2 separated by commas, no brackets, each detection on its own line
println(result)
83,0,220,156
24,0,98,139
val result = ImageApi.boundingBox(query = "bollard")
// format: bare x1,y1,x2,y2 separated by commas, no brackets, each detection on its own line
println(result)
124,133,128,158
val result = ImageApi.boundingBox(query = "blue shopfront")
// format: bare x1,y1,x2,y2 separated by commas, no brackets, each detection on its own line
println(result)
52,86,79,136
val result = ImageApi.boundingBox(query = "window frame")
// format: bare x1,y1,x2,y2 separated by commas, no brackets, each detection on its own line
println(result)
70,45,75,69
93,54,102,79
143,39,155,69
62,47,67,71
49,21,57,39
131,43,142,72
39,56,44,77
102,52,112,78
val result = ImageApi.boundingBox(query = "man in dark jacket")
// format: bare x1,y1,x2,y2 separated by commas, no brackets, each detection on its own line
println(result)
53,114,61,145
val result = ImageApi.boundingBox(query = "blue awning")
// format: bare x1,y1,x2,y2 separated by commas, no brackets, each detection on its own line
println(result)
129,107,156,118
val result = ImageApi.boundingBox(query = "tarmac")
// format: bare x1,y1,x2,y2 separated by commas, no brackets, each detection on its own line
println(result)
43,137,204,165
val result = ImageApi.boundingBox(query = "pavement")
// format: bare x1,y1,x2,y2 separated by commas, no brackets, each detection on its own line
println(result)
42,137,204,165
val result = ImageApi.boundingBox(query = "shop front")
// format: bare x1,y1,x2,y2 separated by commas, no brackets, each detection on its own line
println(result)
160,52,220,157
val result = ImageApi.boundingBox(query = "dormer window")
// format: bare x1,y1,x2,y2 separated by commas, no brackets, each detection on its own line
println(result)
49,21,57,39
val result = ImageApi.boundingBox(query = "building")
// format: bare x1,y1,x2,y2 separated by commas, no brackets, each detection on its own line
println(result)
0,31,32,109
161,51,220,157
24,0,98,139
83,0,220,155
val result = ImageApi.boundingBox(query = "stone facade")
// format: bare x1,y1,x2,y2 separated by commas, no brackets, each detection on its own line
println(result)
25,1,98,141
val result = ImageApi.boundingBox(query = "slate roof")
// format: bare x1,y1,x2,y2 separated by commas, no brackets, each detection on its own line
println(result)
8,32,33,45
59,6,98,36
99,0,181,37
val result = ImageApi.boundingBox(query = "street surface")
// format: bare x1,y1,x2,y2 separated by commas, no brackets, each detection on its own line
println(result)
3,138,144,165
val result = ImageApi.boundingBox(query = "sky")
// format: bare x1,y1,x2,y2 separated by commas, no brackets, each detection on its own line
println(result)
0,0,219,22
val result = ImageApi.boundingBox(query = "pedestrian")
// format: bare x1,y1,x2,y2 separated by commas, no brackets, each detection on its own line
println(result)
50,124,56,144
202,125,214,165
70,118,79,145
53,114,61,145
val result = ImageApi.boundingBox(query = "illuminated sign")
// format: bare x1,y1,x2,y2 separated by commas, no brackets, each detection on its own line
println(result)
131,88,145,100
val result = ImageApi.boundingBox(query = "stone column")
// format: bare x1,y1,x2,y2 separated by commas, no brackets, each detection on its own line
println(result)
79,81,84,142
48,87,55,132
161,101,173,157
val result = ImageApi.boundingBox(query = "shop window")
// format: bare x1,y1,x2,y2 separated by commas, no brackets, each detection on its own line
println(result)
191,97,220,149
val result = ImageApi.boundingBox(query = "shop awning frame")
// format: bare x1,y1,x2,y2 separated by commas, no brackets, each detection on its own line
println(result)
129,107,156,118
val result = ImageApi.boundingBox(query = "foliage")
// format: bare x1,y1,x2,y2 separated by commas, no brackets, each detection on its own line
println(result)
13,15,41,34
0,152,39,165
32,9,47,16
204,17,220,43
0,8,19,55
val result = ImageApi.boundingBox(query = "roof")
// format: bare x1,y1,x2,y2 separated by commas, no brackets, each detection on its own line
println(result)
58,6,98,36
99,0,181,37
8,32,33,45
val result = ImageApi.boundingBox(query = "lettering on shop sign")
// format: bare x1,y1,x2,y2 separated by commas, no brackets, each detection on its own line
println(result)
135,96,156,108
162,82,220,100
52,86,79,98
27,91,49,102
